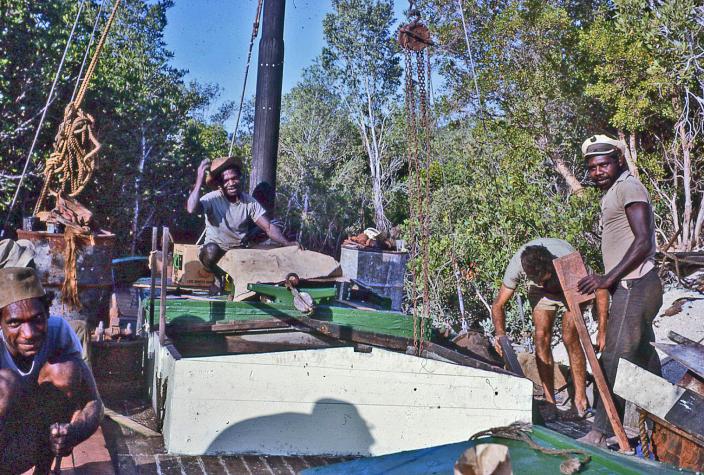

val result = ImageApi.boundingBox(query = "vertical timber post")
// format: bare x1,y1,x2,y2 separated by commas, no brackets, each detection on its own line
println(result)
159,227,169,346
149,226,158,330
250,0,285,195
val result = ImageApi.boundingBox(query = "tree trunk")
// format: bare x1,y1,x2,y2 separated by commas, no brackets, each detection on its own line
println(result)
618,130,639,178
677,120,693,250
551,155,584,195
297,190,309,243
358,120,389,233
535,136,583,194
130,128,149,255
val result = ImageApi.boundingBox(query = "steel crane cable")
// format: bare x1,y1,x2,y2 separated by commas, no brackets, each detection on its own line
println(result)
1,0,88,237
228,0,265,156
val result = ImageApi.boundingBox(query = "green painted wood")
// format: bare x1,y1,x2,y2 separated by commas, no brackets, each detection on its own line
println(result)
247,283,337,304
144,299,431,339
302,425,686,475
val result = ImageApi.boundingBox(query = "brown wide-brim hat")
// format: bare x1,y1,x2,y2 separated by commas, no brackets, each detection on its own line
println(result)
0,267,45,310
205,156,244,188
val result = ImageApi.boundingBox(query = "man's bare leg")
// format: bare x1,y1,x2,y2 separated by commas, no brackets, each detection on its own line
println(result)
562,311,588,414
533,308,557,404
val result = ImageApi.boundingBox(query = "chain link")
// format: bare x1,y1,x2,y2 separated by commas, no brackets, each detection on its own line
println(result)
403,42,432,355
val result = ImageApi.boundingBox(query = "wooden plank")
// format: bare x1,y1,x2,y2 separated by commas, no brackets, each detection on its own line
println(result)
103,407,161,437
552,252,594,305
159,227,169,345
613,358,704,443
497,335,525,377
553,252,631,452
167,318,295,334
149,226,158,329
654,342,704,379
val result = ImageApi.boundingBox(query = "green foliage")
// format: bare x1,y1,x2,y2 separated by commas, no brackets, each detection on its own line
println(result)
321,0,404,232
408,122,600,331
0,1,228,254
277,64,370,253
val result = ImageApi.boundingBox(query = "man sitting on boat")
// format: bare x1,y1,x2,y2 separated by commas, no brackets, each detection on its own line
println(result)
0,267,104,473
186,156,299,294
491,238,609,417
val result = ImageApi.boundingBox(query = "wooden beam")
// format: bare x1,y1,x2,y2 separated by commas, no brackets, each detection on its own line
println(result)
167,318,295,334
159,227,169,346
104,408,161,437
553,252,631,452
614,358,704,444
497,335,525,377
148,226,157,329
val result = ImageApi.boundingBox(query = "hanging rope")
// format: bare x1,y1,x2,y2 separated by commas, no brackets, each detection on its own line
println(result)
400,7,434,354
72,0,108,102
34,0,122,215
228,0,265,156
0,0,88,237
639,410,651,459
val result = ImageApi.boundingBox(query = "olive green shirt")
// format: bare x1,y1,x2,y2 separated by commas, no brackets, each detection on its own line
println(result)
600,171,656,280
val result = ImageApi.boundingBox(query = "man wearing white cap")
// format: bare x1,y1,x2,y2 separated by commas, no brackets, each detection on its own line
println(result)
576,134,662,447
0,267,103,473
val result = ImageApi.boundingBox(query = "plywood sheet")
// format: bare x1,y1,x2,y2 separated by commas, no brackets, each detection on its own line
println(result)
218,247,342,299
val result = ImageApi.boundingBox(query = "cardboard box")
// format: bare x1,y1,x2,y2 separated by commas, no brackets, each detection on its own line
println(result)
172,244,214,287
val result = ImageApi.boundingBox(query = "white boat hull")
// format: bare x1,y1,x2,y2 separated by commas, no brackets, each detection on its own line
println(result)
149,334,532,456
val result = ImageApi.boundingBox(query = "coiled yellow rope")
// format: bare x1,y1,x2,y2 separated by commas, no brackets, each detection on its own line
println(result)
34,0,122,215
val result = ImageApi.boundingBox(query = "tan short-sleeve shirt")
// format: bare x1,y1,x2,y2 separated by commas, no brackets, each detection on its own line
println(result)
200,191,266,249
600,171,656,280
502,238,576,289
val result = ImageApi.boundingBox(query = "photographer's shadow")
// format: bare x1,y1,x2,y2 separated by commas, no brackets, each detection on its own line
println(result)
207,398,375,456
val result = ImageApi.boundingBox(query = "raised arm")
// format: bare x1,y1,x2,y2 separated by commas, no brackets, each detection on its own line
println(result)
186,159,210,214
491,284,516,356
254,215,299,248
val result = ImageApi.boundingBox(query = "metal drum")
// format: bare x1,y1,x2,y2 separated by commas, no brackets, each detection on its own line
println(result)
17,230,115,326
340,245,409,311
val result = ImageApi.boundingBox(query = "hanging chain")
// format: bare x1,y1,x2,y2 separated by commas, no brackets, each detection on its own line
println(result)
400,18,433,355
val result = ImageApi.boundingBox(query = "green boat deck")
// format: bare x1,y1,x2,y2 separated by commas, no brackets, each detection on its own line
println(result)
301,425,687,474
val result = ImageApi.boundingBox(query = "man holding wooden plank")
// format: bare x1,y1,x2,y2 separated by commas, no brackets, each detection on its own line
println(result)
577,135,663,447
492,239,609,417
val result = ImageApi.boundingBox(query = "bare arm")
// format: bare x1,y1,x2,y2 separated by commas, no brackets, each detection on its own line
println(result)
255,215,299,247
594,288,609,351
186,159,210,214
48,360,104,456
578,202,654,293
491,284,516,356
